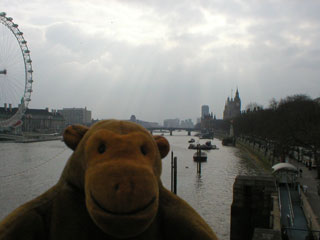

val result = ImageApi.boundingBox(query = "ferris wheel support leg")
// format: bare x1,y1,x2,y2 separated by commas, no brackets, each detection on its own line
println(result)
0,69,7,75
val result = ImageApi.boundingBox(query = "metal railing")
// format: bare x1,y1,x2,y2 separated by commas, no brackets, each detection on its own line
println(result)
286,182,295,226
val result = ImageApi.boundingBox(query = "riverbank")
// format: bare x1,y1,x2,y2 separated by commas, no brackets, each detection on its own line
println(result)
0,133,62,143
15,136,62,143
236,140,273,174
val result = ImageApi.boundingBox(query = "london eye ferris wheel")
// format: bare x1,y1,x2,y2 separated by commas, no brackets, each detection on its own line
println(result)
0,12,33,128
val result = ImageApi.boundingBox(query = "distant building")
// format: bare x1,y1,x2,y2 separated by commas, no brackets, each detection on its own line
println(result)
0,106,65,133
223,89,241,120
163,118,180,128
200,112,230,133
129,115,159,128
180,119,194,128
201,105,210,118
130,115,137,122
58,107,92,126
23,108,65,133
201,113,214,131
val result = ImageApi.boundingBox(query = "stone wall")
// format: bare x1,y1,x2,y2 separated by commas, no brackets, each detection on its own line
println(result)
252,228,281,240
230,175,281,240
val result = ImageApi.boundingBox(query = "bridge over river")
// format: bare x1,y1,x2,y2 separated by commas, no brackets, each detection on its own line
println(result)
146,127,196,136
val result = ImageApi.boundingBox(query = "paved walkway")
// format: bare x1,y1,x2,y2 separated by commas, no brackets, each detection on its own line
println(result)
288,158,320,233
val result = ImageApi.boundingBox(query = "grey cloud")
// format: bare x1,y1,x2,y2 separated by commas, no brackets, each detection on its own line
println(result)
45,23,110,62
2,0,320,122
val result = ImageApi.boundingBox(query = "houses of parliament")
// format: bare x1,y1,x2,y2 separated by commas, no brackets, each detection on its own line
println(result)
223,88,241,120
200,89,241,132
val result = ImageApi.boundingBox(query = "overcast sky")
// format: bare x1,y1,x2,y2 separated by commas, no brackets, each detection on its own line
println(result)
1,0,320,124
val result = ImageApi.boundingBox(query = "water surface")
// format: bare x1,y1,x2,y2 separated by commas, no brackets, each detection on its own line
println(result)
0,131,259,240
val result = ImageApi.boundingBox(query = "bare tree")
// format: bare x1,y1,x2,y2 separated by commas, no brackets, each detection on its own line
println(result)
234,94,320,178
245,102,263,112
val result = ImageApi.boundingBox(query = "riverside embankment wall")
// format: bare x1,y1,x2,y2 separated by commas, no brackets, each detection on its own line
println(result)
229,138,282,240
230,175,281,240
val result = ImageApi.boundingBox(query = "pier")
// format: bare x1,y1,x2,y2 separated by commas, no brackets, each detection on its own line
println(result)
231,138,320,240
273,163,309,240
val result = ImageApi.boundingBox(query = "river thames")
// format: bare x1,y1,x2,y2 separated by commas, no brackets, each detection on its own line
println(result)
0,131,260,240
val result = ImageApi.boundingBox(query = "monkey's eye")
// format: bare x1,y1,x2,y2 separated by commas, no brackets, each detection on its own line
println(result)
140,145,147,156
98,143,106,154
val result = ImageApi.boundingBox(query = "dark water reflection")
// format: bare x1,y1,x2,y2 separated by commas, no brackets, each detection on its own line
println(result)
0,131,259,240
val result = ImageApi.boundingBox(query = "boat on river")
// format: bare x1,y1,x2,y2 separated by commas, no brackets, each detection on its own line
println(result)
188,141,217,150
193,149,207,162
199,132,214,139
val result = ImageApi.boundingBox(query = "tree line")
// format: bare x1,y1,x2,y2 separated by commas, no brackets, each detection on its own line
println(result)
233,94,320,178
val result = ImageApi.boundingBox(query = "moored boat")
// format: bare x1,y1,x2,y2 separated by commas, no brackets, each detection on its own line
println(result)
199,132,214,139
188,143,217,150
193,149,207,162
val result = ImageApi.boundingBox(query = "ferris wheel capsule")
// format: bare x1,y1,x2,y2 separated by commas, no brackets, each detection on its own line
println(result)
0,13,34,128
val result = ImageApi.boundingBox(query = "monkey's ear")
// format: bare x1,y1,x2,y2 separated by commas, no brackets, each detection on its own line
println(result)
63,125,89,150
154,136,170,159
